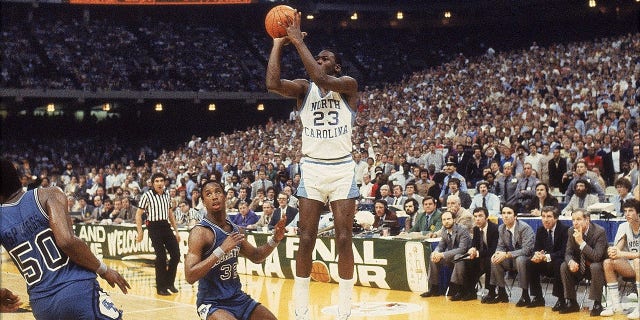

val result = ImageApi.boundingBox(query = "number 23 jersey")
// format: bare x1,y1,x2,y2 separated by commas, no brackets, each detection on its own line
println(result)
299,82,355,160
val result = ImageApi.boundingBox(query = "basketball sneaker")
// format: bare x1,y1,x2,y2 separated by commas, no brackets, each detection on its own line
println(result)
628,306,639,320
600,305,623,317
295,308,310,320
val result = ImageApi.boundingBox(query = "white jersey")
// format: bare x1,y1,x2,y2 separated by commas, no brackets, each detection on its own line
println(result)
614,222,640,255
299,82,355,160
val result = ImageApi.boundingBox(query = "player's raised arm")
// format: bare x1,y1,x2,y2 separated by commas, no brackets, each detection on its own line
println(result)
266,36,308,100
284,11,357,99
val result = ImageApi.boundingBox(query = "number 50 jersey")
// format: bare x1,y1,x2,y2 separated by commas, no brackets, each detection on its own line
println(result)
299,82,356,160
0,189,96,300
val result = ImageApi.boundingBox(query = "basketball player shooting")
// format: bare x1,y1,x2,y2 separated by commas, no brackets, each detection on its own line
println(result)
266,10,359,320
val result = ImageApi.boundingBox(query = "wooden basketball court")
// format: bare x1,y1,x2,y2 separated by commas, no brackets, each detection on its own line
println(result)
1,255,634,319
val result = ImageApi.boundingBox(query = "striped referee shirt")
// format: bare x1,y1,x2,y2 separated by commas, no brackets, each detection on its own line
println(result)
138,189,172,222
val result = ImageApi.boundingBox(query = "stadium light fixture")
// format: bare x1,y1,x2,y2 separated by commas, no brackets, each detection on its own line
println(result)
350,12,358,20
396,11,403,20
588,0,596,7
257,103,265,111
306,14,314,20
103,103,111,111
155,103,163,111
444,11,452,18
208,103,216,111
46,103,55,113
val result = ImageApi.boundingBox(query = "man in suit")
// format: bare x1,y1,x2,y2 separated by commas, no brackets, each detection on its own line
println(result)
250,169,273,199
564,159,606,202
269,193,299,229
468,181,501,216
514,163,539,212
486,205,535,306
439,162,468,204
602,137,632,187
466,207,499,302
420,211,471,298
408,196,442,238
525,206,569,309
371,199,399,230
558,209,608,316
495,162,518,206
561,179,599,217
389,185,407,208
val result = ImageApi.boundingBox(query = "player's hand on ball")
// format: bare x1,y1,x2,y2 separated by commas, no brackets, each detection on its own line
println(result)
273,218,286,242
100,268,131,294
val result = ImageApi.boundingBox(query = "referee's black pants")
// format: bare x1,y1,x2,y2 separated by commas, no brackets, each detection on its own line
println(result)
147,220,180,290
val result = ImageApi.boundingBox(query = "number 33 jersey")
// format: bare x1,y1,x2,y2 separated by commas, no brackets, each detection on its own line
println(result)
299,82,355,160
0,189,95,300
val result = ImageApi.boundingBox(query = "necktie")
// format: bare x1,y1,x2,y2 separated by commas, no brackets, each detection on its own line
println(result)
507,229,515,251
261,180,266,191
524,178,529,191
447,233,453,250
482,228,487,248
545,229,554,253
395,197,399,205
425,214,430,230
579,250,586,274
482,196,487,208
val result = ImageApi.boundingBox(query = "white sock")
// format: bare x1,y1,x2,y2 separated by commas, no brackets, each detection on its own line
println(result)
293,276,311,315
338,277,356,317
606,283,620,309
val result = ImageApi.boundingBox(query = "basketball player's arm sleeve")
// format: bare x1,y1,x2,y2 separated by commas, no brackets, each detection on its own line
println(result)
44,187,103,273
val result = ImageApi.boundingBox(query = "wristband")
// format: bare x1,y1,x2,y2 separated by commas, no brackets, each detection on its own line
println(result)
213,247,225,259
268,237,279,248
96,261,108,275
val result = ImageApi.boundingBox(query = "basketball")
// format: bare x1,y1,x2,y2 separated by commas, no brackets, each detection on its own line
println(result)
309,261,331,283
265,5,296,39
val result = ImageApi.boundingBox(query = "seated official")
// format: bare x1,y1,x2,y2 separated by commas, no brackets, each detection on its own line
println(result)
558,209,608,316
420,211,471,299
402,198,420,232
464,207,499,301
485,205,535,306
525,206,568,309
600,199,640,318
372,199,399,230
526,182,559,216
406,196,442,238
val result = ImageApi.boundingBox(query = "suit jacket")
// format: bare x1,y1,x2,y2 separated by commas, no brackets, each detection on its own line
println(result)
373,210,399,228
250,179,273,198
564,222,608,265
435,224,471,260
496,220,535,258
548,157,568,188
602,148,632,186
533,221,569,262
495,174,519,204
409,209,442,234
269,206,298,228
471,220,499,259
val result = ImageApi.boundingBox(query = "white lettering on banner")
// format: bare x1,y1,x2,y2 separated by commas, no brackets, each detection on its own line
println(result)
78,225,106,242
362,241,387,265
106,229,151,255
236,235,285,278
89,242,103,258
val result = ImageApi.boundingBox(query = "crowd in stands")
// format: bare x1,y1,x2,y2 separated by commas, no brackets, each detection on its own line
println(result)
2,29,640,229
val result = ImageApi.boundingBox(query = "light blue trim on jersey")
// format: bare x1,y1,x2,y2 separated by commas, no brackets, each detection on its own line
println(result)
303,158,353,166
298,80,313,113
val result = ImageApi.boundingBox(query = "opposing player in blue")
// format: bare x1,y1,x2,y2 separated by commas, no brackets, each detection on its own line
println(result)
184,180,286,320
266,9,359,320
0,158,130,319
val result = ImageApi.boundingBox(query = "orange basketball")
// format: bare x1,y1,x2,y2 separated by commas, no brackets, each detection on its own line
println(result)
309,261,331,283
265,5,296,39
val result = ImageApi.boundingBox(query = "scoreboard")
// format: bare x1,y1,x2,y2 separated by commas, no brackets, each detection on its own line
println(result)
68,0,254,4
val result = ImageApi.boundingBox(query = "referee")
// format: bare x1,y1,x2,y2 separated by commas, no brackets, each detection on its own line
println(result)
136,172,181,296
